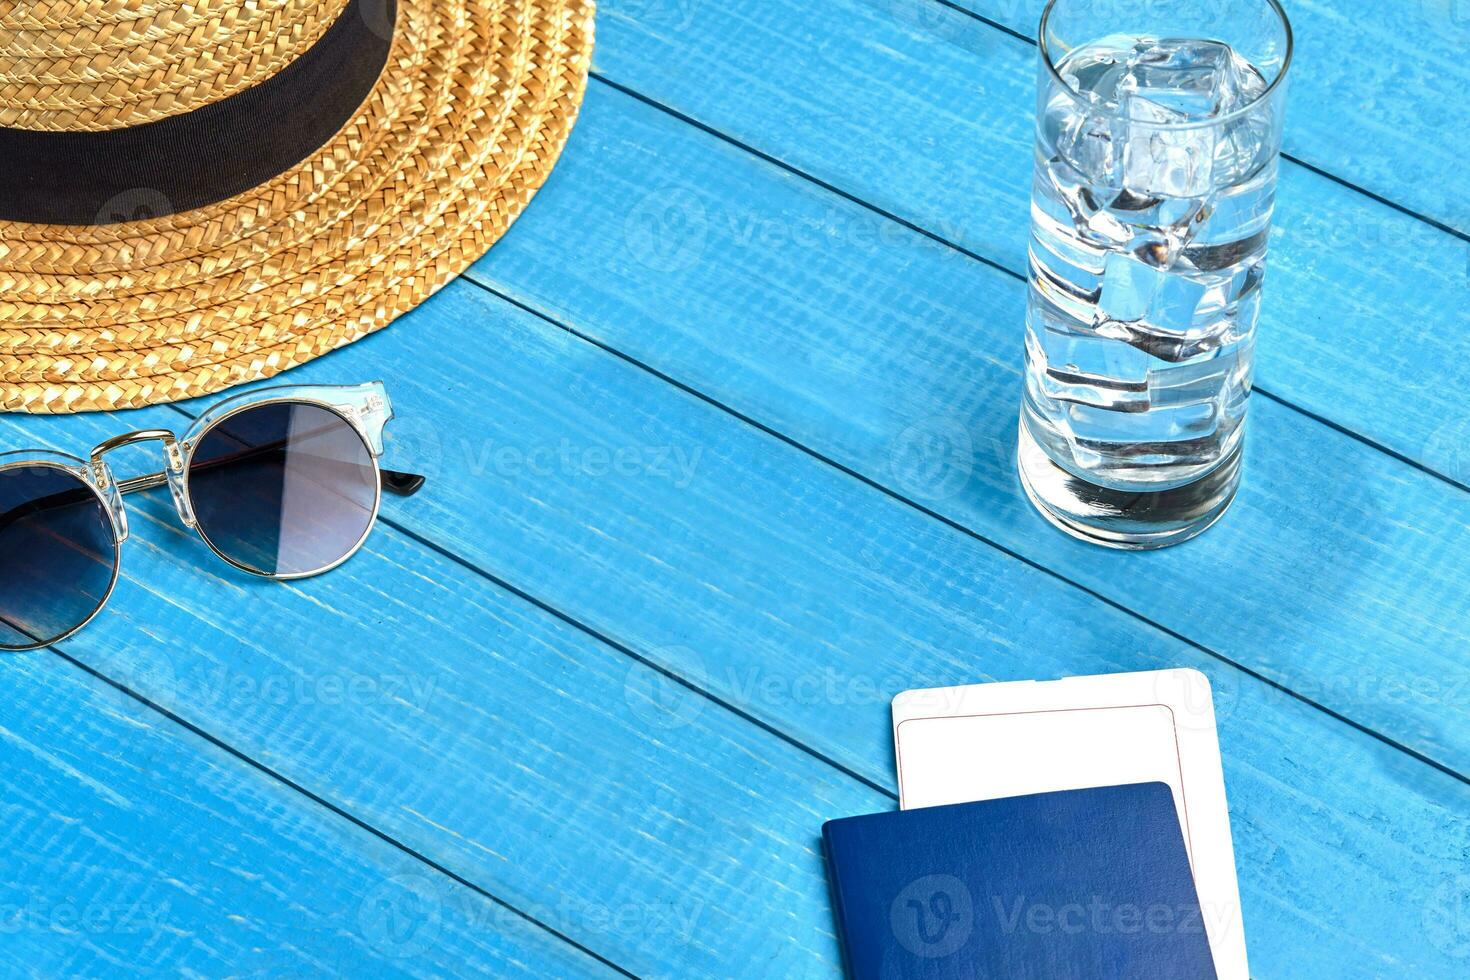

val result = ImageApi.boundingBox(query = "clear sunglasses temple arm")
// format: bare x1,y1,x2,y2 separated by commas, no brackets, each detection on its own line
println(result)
115,467,426,498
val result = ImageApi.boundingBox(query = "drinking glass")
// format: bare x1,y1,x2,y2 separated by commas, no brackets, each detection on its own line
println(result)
1019,0,1292,548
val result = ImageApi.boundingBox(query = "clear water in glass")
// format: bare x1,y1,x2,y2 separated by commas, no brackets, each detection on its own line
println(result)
1021,31,1286,548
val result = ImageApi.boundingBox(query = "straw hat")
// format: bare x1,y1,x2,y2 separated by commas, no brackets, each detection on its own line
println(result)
0,0,595,413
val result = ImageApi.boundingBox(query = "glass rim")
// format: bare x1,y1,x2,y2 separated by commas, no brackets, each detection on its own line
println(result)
1038,0,1295,131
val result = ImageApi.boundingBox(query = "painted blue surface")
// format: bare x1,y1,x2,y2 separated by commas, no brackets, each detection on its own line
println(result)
3,3,1468,977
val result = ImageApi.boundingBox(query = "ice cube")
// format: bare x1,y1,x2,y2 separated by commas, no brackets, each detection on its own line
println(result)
1108,188,1207,227
1064,398,1221,454
1213,108,1275,184
1096,319,1237,364
1041,85,1125,188
1028,305,1152,413
1059,109,1124,183
1035,306,1152,386
1104,189,1211,268
1111,39,1255,196
1179,225,1269,273
1121,106,1217,199
1064,56,1130,108
1039,365,1152,414
1098,251,1157,322
1132,38,1232,73
1060,34,1145,107
1214,48,1270,113
1190,177,1275,247
1099,251,1209,333
1146,344,1243,410
1039,154,1132,247
1123,39,1234,118
1030,235,1104,324
1194,258,1265,320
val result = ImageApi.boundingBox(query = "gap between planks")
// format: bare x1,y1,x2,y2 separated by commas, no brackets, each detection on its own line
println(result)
585,71,1470,502
151,294,1470,793
49,278,1450,977
13,7,1464,964
37,330,1444,977
42,639,641,980
89,68,1466,946
459,275,1470,790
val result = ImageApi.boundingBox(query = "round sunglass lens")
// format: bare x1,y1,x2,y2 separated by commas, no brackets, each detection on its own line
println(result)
0,465,119,651
188,403,379,577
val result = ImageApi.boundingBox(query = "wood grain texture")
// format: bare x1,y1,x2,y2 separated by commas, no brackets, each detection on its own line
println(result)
3,272,1466,975
86,277,1465,977
465,83,1470,774
0,4,1465,976
593,0,1470,484
0,648,615,978
0,406,881,978
945,0,1470,232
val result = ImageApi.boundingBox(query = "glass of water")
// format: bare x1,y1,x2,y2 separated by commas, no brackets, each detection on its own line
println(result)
1019,0,1293,548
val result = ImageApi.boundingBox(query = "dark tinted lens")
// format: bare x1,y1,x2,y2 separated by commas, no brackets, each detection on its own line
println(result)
189,402,379,577
0,465,118,650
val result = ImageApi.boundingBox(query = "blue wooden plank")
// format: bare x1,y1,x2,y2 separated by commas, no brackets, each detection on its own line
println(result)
61,276,1463,978
592,0,1470,487
0,405,881,978
0,651,616,977
943,0,1470,234
0,34,1461,979
465,82,1470,774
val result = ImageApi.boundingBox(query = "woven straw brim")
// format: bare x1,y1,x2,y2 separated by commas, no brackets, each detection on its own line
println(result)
0,0,595,413
1,0,355,131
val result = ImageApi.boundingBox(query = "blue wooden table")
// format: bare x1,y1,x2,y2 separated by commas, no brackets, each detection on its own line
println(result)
4,1,1468,976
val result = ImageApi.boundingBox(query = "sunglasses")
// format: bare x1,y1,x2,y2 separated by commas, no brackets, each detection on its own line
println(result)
0,383,424,652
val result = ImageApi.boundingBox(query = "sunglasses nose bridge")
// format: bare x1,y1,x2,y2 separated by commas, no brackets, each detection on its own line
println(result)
89,429,195,529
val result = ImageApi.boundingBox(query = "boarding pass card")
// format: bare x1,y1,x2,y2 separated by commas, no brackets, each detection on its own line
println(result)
892,668,1248,980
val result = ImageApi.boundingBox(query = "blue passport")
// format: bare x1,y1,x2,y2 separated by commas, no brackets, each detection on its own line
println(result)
822,783,1217,979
